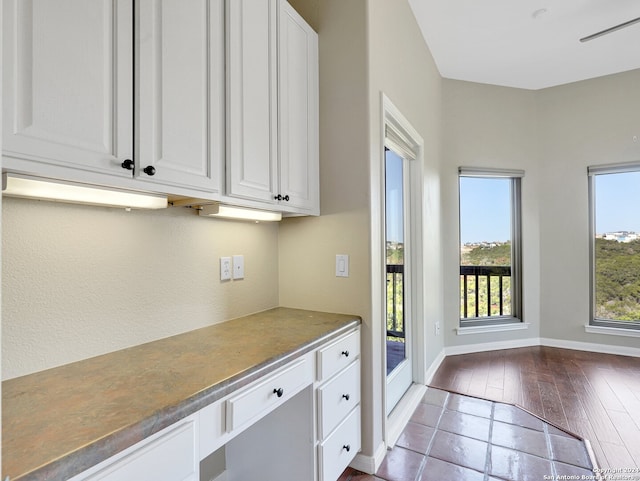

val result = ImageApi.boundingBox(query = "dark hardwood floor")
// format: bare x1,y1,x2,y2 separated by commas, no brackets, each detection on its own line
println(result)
430,346,640,471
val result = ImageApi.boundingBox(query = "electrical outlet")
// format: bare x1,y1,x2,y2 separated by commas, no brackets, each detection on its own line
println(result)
220,257,231,281
233,255,244,279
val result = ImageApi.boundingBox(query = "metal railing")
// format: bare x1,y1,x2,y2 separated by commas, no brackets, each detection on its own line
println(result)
386,264,405,339
460,265,511,318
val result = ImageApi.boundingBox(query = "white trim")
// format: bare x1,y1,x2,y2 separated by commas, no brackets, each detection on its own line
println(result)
386,384,427,448
456,322,530,336
458,166,525,178
584,324,640,338
424,349,446,385
441,336,640,359
587,160,640,176
445,338,541,357
540,337,640,358
351,441,388,475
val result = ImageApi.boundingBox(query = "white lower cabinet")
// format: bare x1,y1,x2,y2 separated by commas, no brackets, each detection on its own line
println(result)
71,328,360,481
318,407,362,481
69,416,199,481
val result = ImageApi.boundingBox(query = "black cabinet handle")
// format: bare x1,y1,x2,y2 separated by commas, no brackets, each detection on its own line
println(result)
343,445,351,452
282,194,290,201
274,194,282,201
143,165,156,176
121,159,134,171
342,394,350,401
274,194,290,202
273,387,284,398
341,350,350,357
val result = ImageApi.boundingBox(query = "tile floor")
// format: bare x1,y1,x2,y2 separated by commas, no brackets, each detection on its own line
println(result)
339,387,596,481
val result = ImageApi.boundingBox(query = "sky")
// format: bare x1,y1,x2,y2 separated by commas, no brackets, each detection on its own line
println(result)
385,150,404,243
458,171,640,244
594,171,640,234
459,177,511,244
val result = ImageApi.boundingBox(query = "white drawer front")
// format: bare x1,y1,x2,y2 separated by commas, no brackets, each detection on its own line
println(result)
83,419,197,481
317,360,360,439
317,329,360,382
318,407,361,481
226,356,312,433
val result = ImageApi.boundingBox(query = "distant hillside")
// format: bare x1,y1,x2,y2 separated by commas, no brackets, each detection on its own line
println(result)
461,242,511,266
460,239,640,322
595,238,640,321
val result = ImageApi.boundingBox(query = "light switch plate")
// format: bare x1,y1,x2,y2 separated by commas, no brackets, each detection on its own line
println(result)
336,254,349,277
233,255,244,279
220,257,231,281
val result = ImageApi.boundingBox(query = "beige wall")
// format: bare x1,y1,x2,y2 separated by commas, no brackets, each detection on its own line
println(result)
2,198,279,379
278,0,374,453
442,69,640,351
441,80,541,347
279,0,445,464
537,69,640,347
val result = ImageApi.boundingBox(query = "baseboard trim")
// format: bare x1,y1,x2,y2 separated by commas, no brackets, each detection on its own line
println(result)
424,349,446,384
441,336,640,359
444,337,541,356
350,441,387,474
540,337,640,358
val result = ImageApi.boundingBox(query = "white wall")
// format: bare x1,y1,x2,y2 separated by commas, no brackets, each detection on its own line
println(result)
2,198,279,379
537,69,640,348
441,79,541,348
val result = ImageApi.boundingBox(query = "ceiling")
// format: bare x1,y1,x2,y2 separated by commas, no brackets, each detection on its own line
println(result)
407,0,640,90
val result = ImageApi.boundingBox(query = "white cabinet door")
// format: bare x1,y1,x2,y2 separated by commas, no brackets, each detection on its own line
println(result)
278,0,319,214
226,0,278,203
2,0,133,179
136,0,224,194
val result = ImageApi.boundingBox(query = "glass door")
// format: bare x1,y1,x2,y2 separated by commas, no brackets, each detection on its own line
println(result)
385,148,412,414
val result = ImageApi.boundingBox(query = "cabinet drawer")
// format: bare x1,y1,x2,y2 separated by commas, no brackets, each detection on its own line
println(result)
317,360,360,439
318,407,361,481
81,418,197,481
226,356,312,433
317,329,360,382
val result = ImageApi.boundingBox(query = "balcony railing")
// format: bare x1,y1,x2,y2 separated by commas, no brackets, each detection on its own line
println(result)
386,264,404,339
460,265,511,318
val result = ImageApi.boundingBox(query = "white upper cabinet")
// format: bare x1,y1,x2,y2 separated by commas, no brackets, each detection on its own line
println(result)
2,0,134,180
226,0,279,204
2,0,224,197
226,0,319,215
278,0,319,214
136,0,224,194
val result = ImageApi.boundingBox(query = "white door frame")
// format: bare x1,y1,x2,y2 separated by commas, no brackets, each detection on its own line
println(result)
380,94,426,446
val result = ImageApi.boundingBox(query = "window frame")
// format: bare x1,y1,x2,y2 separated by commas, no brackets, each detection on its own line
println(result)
458,167,524,328
588,162,640,331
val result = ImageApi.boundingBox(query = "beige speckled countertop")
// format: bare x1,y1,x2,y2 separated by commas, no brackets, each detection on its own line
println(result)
2,307,361,481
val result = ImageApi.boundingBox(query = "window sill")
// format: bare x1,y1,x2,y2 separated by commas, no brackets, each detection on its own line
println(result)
584,324,640,338
456,322,530,336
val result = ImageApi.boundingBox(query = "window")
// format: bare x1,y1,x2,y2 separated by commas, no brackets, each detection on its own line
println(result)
458,167,523,326
589,163,640,331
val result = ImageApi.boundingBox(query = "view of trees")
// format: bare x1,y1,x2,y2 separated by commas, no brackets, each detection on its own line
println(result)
386,242,404,341
595,238,640,321
459,238,640,322
460,242,511,318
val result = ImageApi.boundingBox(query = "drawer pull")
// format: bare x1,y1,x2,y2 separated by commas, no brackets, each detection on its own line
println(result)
273,387,284,398
343,444,351,452
341,350,350,357
342,394,350,401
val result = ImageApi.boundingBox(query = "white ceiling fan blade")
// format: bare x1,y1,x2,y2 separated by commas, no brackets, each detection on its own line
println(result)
580,16,640,42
